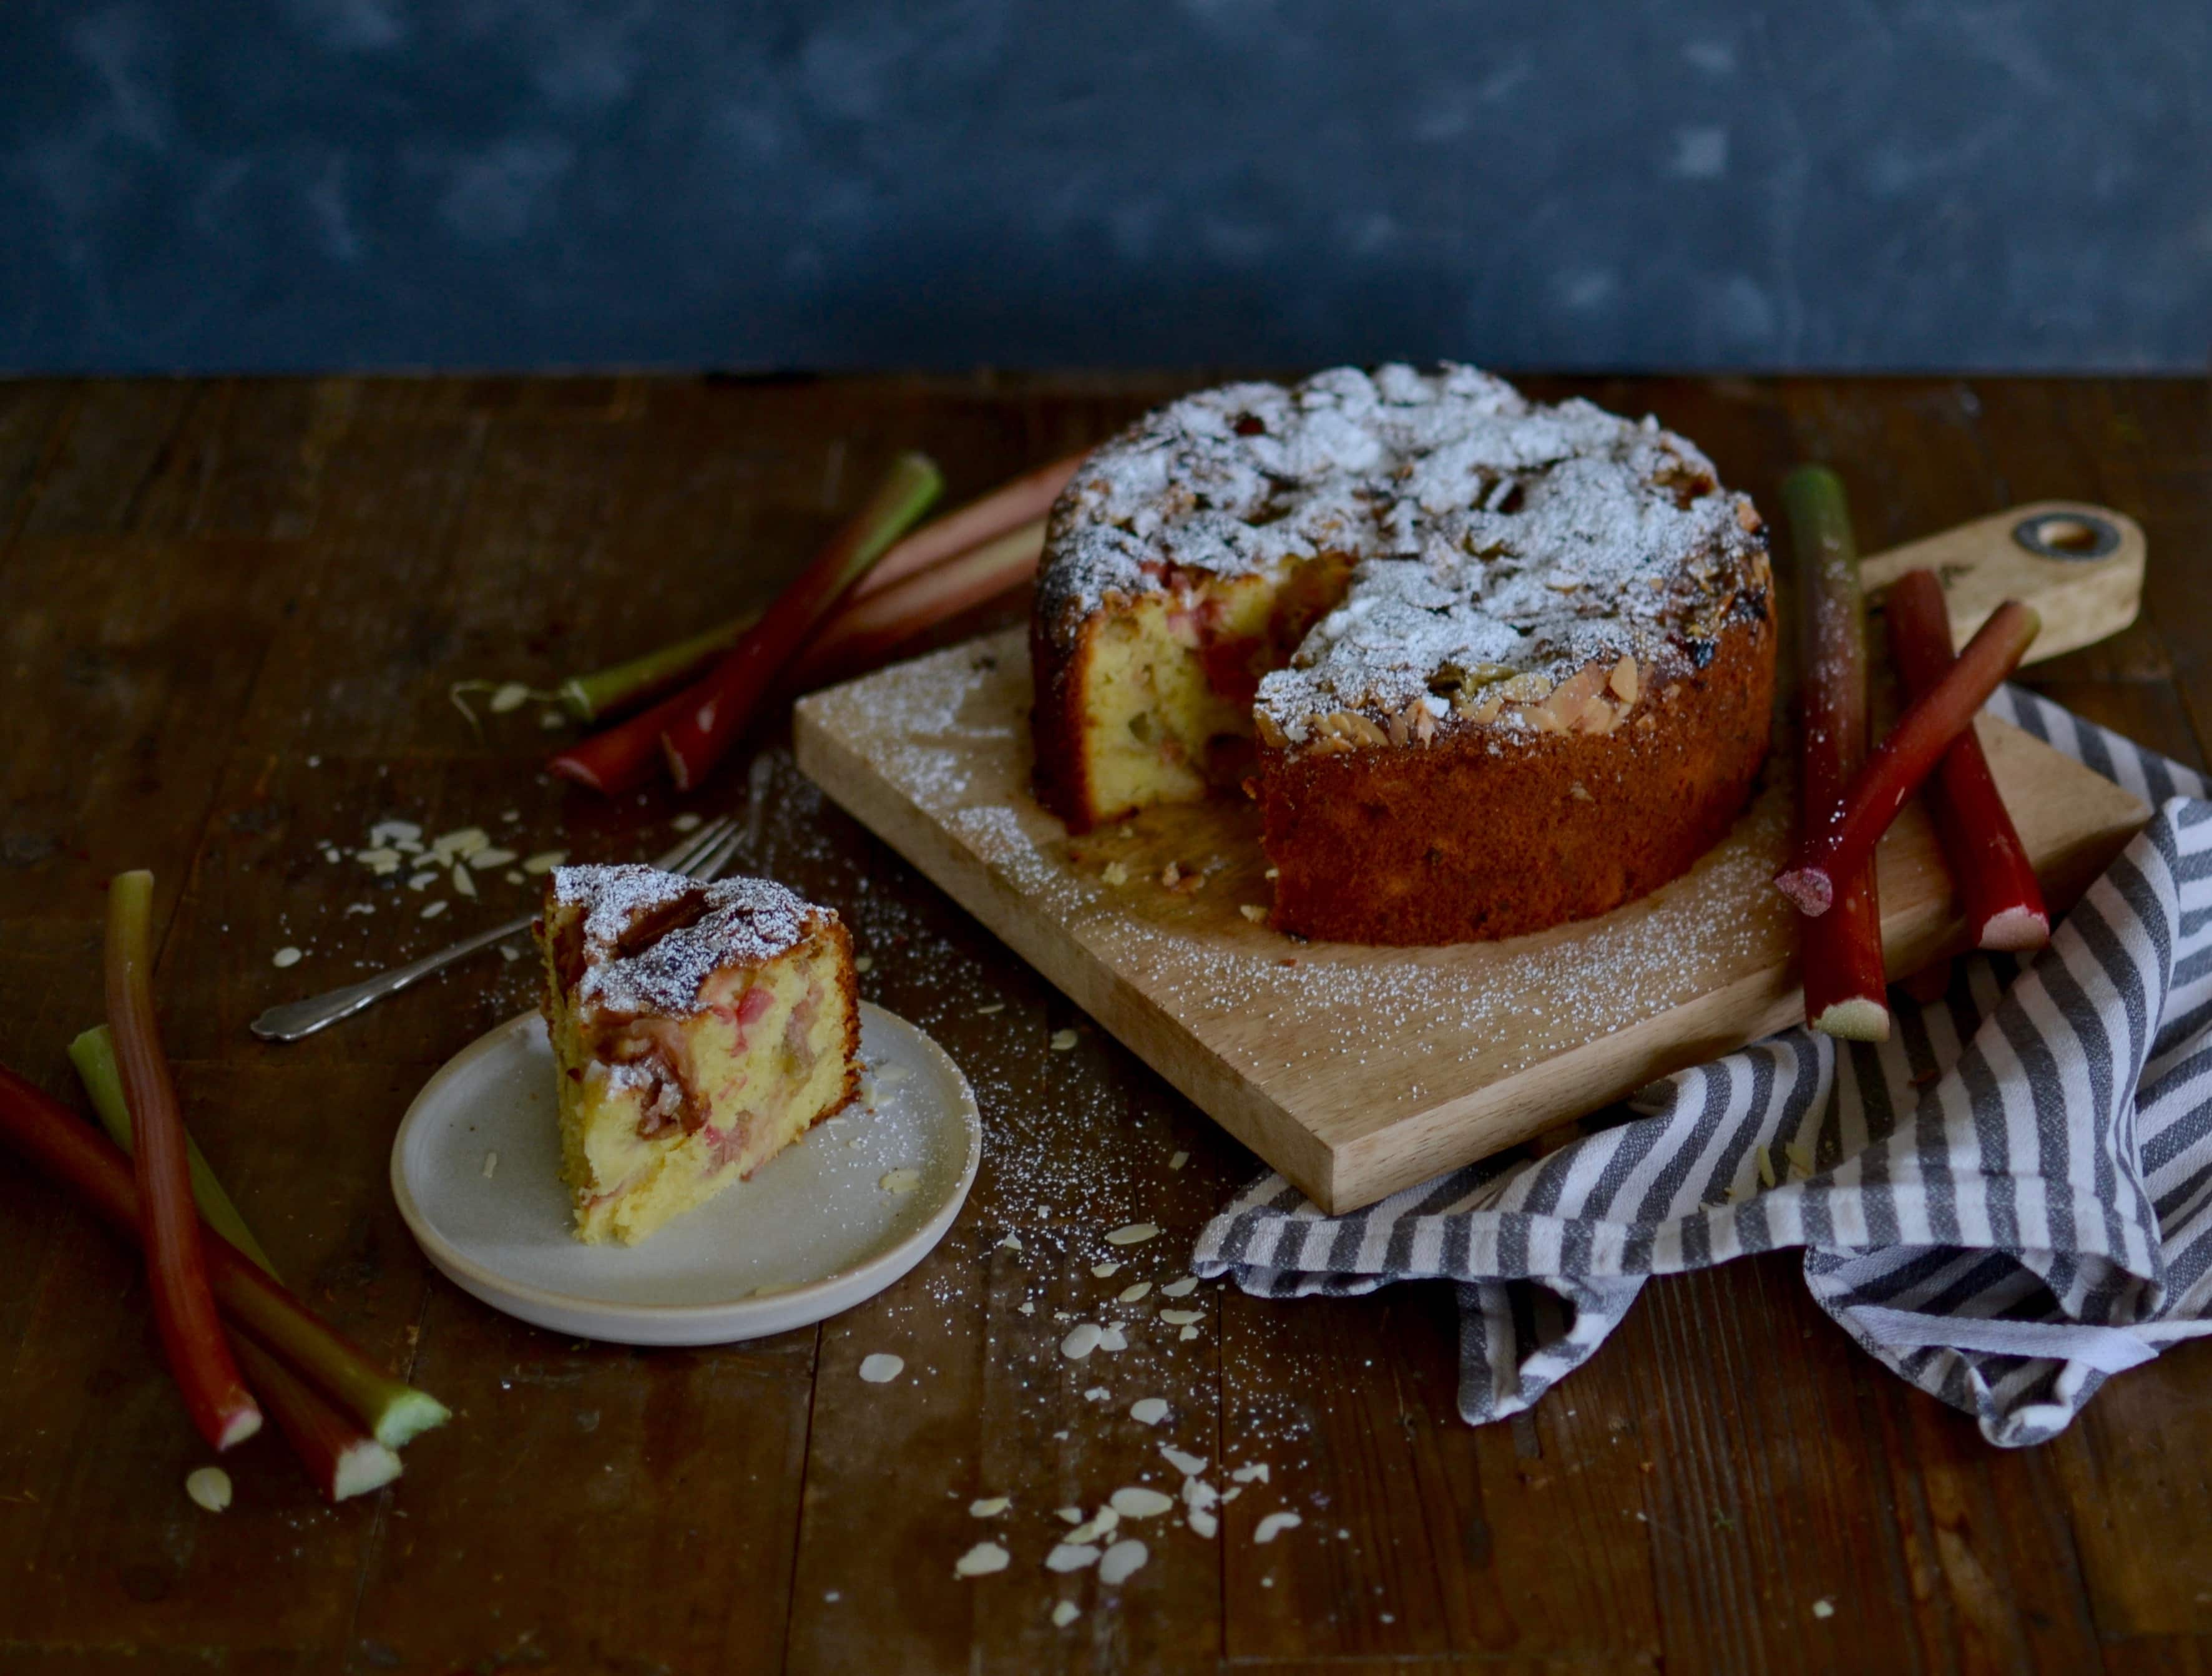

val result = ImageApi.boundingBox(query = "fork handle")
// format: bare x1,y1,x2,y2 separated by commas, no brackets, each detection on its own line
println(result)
250,912,537,1042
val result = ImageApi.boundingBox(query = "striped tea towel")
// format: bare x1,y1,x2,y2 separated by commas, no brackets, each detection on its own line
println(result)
1192,687,2212,1447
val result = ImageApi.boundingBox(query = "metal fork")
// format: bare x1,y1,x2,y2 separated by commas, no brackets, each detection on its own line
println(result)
249,816,745,1042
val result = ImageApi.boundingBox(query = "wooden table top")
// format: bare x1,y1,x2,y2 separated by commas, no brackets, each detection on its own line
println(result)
1,372,2206,1675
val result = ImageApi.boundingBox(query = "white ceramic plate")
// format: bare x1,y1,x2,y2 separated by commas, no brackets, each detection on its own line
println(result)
390,1001,980,1345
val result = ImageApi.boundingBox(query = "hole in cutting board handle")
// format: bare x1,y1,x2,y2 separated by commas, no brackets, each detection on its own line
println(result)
2012,511,2120,561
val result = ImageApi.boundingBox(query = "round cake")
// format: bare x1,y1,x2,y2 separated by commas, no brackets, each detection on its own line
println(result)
1029,364,1776,945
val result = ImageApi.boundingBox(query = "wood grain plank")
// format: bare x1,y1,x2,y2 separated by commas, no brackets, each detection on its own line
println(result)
345,1298,814,1675
0,379,79,538
15,381,209,539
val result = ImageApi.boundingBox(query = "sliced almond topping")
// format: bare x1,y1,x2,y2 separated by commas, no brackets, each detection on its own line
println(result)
1608,654,1639,703
1255,712,1288,750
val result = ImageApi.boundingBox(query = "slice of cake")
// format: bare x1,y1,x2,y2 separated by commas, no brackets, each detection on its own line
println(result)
534,864,859,1245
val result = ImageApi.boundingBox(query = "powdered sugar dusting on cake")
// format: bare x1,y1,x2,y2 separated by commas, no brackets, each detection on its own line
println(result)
551,863,826,1014
1034,363,1767,738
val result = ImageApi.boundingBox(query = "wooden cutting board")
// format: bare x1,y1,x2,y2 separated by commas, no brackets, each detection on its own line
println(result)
794,502,2153,1212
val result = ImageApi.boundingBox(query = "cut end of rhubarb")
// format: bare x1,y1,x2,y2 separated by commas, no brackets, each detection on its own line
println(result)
373,1389,453,1451
546,751,610,793
332,1440,404,1502
1813,996,1892,1042
1979,905,2051,953
217,1404,265,1451
1774,868,1836,916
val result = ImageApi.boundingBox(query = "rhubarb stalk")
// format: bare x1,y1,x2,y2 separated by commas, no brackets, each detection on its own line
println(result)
104,871,263,1451
1775,599,2042,918
657,451,943,789
1884,570,2050,951
550,453,1080,724
0,1062,449,1451
550,452,942,794
1782,467,1891,1041
789,517,1047,687
67,1027,403,1500
70,1025,275,1273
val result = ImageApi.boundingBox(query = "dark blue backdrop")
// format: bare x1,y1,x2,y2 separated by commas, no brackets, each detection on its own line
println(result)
4,1,2207,373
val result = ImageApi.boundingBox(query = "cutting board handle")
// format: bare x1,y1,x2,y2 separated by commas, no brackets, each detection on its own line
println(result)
1857,501,2144,667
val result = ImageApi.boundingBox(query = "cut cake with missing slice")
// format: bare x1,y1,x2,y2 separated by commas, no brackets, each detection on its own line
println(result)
534,863,860,1245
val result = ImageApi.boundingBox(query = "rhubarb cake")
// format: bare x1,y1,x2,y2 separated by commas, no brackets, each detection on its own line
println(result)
1030,363,1776,944
535,865,859,1245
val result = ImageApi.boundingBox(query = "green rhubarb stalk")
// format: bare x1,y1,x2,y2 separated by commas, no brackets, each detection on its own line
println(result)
70,1026,275,1275
0,1061,449,1453
556,607,763,723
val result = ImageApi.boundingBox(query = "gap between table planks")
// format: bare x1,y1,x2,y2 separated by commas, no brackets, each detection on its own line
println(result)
796,503,2151,1213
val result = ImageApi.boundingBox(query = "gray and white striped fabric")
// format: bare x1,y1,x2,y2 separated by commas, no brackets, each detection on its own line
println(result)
1192,687,2212,1446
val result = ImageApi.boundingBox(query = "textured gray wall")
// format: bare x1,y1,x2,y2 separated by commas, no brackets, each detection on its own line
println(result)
4,1,2208,373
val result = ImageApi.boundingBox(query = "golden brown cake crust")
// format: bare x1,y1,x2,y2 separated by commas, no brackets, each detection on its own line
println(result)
815,916,863,1129
1260,602,1775,944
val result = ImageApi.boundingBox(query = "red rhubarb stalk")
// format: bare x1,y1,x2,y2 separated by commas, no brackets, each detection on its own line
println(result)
850,451,1080,595
235,1336,403,1502
1783,467,1891,1041
0,1063,449,1451
657,451,944,790
557,607,763,723
71,1024,275,1273
789,517,1048,687
1885,570,2050,952
104,871,263,1451
551,453,1081,724
1775,599,2042,918
549,452,942,794
69,1027,403,1499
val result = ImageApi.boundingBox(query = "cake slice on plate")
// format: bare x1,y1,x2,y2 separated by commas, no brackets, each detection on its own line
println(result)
534,864,859,1245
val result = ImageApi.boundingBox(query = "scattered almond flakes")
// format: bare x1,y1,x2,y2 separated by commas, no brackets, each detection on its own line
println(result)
1158,1308,1203,1326
1060,1323,1104,1361
879,1169,921,1195
954,1541,1009,1578
185,1466,232,1513
1017,1301,1035,1316
421,900,448,919
671,812,703,832
1812,1599,1836,1620
1101,861,1129,886
1159,861,1182,888
451,865,476,899
854,955,874,973
997,1232,1023,1252
1091,1261,1122,1278
1056,1506,1084,1525
969,1497,1010,1518
481,1151,497,1179
1045,1544,1098,1573
1240,904,1267,923
1128,1397,1168,1426
488,682,531,714
1097,1539,1148,1585
407,871,438,891
1110,1486,1174,1520
1118,1282,1152,1304
1105,1223,1158,1246
1162,1445,1208,1477
1083,1386,1110,1403
1067,1506,1120,1545
1178,1325,1199,1342
1168,1151,1188,1171
857,1353,904,1384
1231,1463,1270,1484
271,946,302,969
1160,1277,1200,1298
1187,1508,1218,1538
474,847,517,869
1096,1325,1128,1353
1254,1511,1303,1544
1051,1600,1080,1627
1049,1028,1079,1051
521,850,567,875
